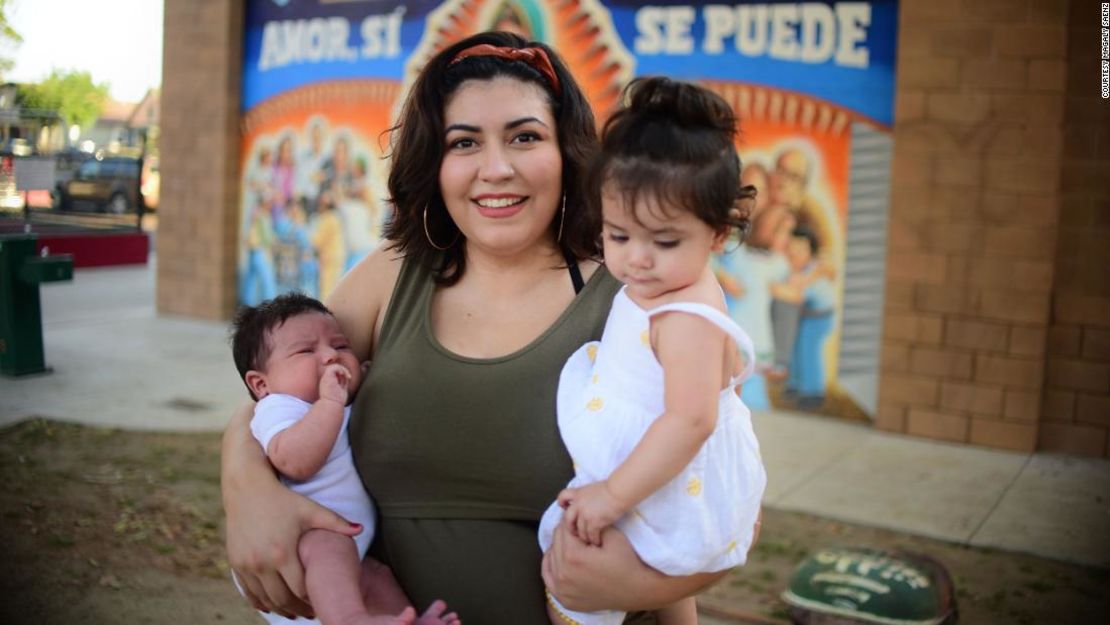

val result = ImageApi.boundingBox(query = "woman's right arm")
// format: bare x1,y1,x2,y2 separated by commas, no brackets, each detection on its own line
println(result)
222,402,358,619
222,248,403,618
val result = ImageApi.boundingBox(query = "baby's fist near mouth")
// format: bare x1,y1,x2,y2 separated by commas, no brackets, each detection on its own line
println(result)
319,363,351,405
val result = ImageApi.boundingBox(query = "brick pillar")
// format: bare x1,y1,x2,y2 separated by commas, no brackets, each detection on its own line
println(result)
1039,0,1110,458
156,0,243,320
877,0,1070,452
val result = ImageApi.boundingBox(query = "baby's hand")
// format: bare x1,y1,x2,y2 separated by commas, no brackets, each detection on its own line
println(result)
557,481,628,547
318,363,351,406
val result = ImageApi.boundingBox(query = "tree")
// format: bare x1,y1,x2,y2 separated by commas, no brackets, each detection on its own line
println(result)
0,0,22,76
17,69,110,129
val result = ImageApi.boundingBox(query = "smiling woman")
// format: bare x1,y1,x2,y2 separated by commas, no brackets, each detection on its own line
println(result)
222,31,726,625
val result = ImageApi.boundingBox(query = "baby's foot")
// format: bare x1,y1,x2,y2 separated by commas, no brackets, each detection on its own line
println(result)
358,606,416,625
413,600,461,625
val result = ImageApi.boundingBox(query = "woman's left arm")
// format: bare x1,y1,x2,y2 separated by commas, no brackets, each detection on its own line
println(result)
544,505,762,611
542,522,726,611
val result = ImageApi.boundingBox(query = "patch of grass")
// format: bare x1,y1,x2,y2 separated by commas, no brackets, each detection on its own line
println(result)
752,539,795,558
48,534,75,548
985,589,1008,610
768,605,791,621
1024,580,1054,593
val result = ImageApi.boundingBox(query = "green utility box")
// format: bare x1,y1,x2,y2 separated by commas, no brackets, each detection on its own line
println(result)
0,234,73,376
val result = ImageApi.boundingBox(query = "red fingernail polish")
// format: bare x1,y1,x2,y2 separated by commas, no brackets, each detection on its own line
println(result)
350,522,362,529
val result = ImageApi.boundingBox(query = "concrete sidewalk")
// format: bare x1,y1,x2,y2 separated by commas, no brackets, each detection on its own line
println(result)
2,261,1108,570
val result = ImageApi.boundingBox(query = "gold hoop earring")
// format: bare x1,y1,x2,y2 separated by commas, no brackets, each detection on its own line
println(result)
556,194,566,244
423,206,459,251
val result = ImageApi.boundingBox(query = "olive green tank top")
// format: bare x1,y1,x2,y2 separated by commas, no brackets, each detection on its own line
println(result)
350,255,621,520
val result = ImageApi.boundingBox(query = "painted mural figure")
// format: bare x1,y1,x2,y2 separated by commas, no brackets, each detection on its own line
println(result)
296,118,330,216
784,225,836,408
716,140,845,413
340,157,379,273
715,205,794,411
768,147,839,282
241,147,279,306
766,148,813,383
239,124,383,303
312,181,347,299
539,77,766,625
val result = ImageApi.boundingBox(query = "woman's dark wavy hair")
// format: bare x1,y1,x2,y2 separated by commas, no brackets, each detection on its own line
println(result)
384,31,601,285
586,76,754,240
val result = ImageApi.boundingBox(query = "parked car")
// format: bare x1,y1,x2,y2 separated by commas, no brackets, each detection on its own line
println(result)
0,138,34,157
55,155,142,214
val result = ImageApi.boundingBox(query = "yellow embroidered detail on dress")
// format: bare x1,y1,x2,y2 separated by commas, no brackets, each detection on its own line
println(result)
640,329,650,346
586,397,604,411
725,540,737,554
686,476,703,496
586,344,598,362
591,374,599,385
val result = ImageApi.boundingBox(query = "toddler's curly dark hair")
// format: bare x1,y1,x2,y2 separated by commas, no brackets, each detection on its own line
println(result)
586,76,754,239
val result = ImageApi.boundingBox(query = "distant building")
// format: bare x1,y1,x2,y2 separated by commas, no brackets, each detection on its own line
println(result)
83,98,137,154
0,82,65,154
128,88,160,157
77,88,160,157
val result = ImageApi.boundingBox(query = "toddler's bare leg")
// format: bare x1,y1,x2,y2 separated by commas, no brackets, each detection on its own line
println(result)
299,529,416,625
655,597,697,625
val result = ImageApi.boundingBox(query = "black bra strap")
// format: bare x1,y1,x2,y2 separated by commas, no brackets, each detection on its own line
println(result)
564,249,585,294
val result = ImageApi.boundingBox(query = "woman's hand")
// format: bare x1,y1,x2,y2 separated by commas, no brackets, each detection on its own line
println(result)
222,402,360,619
541,520,726,612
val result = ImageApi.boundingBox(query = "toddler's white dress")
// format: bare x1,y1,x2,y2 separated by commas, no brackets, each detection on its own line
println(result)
539,287,767,625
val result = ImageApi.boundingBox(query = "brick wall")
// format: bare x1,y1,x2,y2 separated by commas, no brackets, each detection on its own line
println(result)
1039,0,1110,457
156,0,243,320
877,0,1071,452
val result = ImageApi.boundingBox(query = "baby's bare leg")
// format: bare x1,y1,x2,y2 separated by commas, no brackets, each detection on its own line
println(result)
358,552,461,625
299,529,416,625
360,556,411,613
655,597,697,625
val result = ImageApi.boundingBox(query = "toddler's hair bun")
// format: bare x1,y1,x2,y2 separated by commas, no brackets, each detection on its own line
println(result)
625,76,736,136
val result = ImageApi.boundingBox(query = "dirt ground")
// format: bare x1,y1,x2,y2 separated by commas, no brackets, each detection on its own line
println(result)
1,418,1108,625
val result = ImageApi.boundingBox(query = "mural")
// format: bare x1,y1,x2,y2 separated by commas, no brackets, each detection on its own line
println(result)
240,0,898,419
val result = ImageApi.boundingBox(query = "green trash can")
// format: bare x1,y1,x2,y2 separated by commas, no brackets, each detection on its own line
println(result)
0,233,73,376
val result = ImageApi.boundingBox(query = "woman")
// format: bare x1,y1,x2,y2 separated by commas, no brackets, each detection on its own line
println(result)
222,31,733,623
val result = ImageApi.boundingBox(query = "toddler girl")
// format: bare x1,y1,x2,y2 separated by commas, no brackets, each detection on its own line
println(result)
538,77,767,625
